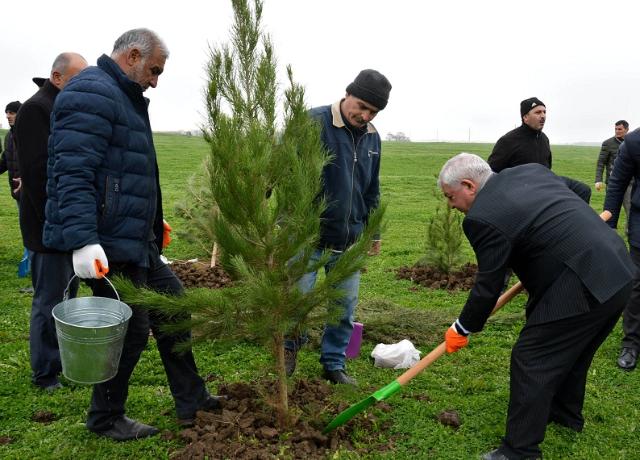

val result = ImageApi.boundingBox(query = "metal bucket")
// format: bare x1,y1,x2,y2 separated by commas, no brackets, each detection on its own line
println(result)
52,276,132,384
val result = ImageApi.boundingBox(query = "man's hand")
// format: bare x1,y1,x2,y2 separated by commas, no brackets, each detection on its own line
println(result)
595,182,604,192
162,219,172,249
73,244,109,279
368,240,381,256
445,322,469,354
600,210,612,222
11,177,21,194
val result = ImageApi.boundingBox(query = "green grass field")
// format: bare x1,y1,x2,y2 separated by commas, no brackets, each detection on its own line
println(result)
0,133,637,459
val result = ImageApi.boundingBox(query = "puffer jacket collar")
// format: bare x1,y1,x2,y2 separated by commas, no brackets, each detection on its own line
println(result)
97,54,148,109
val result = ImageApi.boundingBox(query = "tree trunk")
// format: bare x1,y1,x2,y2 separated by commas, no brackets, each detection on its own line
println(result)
273,332,289,428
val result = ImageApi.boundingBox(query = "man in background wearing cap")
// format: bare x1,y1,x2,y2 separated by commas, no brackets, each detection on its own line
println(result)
14,52,87,392
488,97,551,171
488,97,591,203
284,69,391,385
0,101,31,279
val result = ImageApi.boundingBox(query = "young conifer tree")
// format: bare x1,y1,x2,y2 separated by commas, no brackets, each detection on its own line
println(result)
418,187,464,274
119,0,384,428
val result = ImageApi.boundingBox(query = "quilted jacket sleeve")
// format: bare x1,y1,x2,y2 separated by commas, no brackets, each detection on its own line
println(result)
50,78,116,250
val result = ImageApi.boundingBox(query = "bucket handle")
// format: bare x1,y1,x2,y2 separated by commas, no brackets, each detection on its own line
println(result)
64,275,121,302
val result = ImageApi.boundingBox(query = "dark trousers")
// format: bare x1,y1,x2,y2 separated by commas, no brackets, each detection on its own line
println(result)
30,252,77,387
86,244,209,431
500,283,630,459
621,245,640,350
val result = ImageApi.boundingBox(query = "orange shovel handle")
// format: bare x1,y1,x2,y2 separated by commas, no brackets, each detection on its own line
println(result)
396,281,524,386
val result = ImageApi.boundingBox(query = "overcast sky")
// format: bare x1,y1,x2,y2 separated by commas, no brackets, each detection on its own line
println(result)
2,0,639,144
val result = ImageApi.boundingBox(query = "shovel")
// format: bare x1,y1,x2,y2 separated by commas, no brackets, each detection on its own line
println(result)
323,281,524,433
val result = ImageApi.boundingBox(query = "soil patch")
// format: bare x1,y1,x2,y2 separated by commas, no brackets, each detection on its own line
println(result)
395,263,477,290
170,261,234,289
0,436,13,445
436,409,461,429
171,378,396,459
31,410,58,424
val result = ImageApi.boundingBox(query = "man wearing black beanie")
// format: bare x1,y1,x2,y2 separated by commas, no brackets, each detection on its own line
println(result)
487,97,591,203
284,69,391,385
488,97,550,171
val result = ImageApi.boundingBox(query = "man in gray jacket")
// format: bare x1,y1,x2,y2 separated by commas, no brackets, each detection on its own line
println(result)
595,120,631,231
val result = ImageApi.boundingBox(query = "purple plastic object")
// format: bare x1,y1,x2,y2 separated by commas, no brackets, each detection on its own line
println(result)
346,322,364,359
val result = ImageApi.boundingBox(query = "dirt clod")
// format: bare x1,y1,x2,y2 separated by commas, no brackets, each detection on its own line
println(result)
31,410,58,424
437,409,461,429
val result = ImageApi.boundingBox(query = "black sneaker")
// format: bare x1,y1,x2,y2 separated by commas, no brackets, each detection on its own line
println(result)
322,369,356,385
285,348,298,377
618,347,638,371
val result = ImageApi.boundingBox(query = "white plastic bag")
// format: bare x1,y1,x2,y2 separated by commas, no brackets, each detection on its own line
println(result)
370,339,421,369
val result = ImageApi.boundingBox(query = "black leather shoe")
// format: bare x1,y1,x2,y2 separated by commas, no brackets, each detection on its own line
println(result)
285,348,298,377
481,448,540,460
199,394,227,411
177,395,228,427
618,347,638,370
481,449,510,460
92,416,159,441
322,369,356,385
42,382,63,394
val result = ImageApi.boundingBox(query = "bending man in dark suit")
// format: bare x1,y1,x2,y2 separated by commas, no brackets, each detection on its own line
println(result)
439,153,633,460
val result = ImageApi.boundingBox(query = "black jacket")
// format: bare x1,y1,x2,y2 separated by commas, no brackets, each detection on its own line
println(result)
459,164,632,333
14,79,61,252
488,124,552,172
0,128,20,200
595,136,623,184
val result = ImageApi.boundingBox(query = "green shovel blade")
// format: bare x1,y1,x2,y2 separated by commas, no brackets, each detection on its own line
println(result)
323,380,403,433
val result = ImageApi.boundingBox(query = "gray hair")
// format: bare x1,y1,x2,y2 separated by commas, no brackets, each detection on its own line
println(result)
111,28,169,60
438,152,494,191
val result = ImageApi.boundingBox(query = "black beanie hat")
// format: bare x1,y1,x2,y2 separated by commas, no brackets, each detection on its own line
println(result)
520,97,545,117
5,101,21,113
346,69,392,110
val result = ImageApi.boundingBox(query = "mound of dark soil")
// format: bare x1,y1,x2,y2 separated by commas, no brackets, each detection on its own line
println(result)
170,379,395,459
436,409,461,429
170,261,234,289
31,410,57,424
395,263,477,290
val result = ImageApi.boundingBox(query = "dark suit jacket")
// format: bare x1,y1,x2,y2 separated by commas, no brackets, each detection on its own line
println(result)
459,164,632,332
14,79,61,252
605,128,640,248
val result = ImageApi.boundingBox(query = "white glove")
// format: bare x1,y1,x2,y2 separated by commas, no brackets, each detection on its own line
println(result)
73,244,109,279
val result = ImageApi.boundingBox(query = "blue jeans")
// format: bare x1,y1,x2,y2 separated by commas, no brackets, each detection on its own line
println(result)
30,252,78,387
285,248,360,371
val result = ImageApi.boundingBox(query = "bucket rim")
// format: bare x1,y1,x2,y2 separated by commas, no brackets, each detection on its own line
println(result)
52,298,132,329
